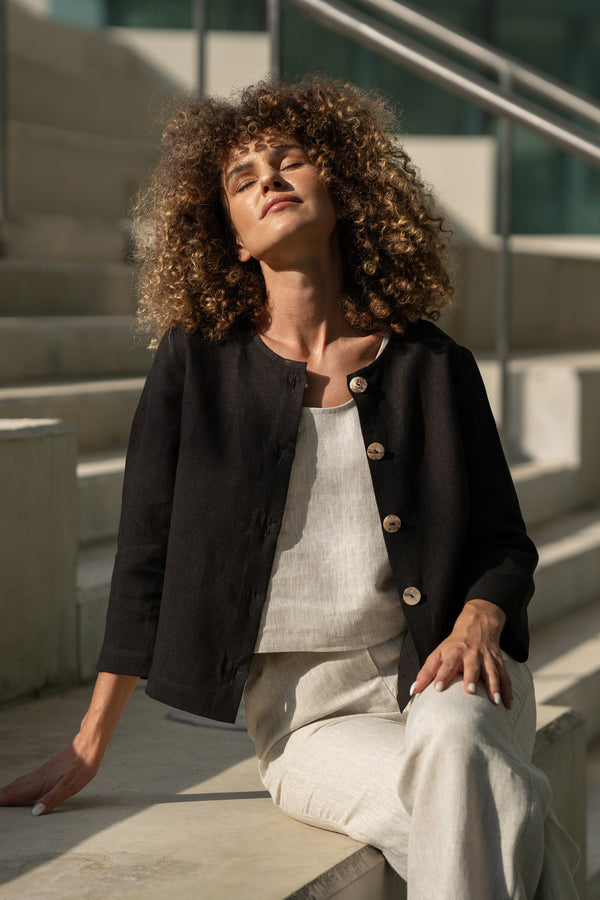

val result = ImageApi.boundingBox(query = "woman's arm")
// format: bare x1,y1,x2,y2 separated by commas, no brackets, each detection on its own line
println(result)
0,672,139,815
411,343,536,710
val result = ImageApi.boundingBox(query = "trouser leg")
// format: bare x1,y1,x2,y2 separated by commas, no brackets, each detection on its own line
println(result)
246,646,580,899
398,655,579,899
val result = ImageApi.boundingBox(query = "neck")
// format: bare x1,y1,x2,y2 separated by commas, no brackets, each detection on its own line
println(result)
255,238,354,359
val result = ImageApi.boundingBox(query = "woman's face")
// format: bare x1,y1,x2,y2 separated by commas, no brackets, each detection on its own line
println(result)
222,133,337,265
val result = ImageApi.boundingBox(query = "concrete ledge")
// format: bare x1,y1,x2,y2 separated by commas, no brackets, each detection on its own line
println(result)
0,418,78,702
77,455,126,546
288,846,405,899
0,685,585,899
0,378,144,453
533,705,587,898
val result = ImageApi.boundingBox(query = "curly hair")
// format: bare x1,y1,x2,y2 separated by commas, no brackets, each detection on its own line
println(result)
133,76,454,346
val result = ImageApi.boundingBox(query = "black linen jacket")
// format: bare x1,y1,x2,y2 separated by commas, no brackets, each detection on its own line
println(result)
97,319,538,722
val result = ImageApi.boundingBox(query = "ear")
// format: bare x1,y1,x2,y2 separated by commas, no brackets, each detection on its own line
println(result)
236,241,252,263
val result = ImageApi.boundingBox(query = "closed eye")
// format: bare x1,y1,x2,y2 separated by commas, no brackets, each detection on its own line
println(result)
236,179,256,192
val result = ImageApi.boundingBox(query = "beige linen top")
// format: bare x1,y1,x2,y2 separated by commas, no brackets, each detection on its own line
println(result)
254,338,407,652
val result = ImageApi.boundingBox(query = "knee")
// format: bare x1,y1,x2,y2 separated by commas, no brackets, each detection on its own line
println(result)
406,680,511,757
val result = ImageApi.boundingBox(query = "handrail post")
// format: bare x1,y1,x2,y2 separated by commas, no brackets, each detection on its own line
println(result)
0,0,8,225
193,0,207,96
267,0,282,80
497,67,513,452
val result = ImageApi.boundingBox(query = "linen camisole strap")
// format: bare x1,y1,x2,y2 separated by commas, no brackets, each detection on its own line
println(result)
254,336,407,653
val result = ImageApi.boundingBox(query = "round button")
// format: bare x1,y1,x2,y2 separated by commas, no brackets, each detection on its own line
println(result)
402,586,422,606
367,442,385,460
383,514,402,533
349,376,368,394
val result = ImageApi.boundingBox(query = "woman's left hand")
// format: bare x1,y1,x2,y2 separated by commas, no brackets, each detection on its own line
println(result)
410,598,512,708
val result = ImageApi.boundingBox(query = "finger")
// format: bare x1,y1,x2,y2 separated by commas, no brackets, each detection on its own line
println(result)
410,652,442,695
461,656,481,696
480,653,504,706
34,775,82,816
432,655,462,693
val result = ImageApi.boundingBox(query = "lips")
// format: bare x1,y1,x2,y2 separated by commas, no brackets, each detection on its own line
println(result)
261,195,301,218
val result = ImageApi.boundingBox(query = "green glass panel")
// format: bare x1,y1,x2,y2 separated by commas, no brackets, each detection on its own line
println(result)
50,0,105,27
105,0,192,28
281,0,600,233
207,0,266,31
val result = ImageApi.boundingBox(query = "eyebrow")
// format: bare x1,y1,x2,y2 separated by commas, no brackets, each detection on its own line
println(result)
224,144,304,188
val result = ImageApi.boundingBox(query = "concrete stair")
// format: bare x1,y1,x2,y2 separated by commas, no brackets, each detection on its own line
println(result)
2,213,130,262
0,377,144,452
448,236,600,350
0,261,135,315
0,316,148,384
0,4,598,894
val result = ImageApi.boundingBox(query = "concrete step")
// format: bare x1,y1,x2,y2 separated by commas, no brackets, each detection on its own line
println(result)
0,317,150,384
0,684,586,899
514,460,579,531
77,540,117,680
78,454,125,547
7,2,175,90
530,506,600,631
530,597,600,743
1,214,130,263
8,53,170,143
447,238,600,351
0,261,135,315
8,121,154,219
0,377,143,453
479,351,600,512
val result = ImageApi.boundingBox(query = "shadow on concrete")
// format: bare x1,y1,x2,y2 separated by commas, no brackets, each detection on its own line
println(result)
0,683,261,888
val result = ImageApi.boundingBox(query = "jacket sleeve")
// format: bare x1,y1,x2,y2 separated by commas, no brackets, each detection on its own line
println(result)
453,345,538,661
97,328,185,676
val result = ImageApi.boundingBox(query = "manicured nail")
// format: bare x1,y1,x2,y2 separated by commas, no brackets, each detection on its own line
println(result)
467,682,476,694
409,681,419,696
493,692,502,705
434,681,444,692
32,803,46,817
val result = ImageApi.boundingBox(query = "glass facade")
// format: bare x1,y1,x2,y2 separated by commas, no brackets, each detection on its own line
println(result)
49,0,600,232
281,0,600,233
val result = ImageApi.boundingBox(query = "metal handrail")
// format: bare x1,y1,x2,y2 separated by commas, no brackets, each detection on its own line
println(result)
356,0,600,129
267,0,600,446
0,0,7,224
282,0,600,167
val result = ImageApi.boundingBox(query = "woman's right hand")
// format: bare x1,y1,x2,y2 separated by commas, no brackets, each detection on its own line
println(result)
0,734,103,815
0,671,139,816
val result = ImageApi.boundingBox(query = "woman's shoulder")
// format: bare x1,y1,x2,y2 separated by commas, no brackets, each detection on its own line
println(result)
388,319,470,359
154,322,252,360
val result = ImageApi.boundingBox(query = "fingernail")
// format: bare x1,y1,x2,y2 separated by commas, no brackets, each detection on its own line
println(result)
32,803,46,817
409,681,419,696
434,681,444,692
467,682,476,694
493,692,502,705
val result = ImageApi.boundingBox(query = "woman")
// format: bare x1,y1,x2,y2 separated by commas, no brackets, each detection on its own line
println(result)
0,77,579,898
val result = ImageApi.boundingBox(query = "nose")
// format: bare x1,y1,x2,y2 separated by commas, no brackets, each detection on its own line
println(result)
260,167,288,193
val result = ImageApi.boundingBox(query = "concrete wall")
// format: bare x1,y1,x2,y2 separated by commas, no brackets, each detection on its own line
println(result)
0,419,78,702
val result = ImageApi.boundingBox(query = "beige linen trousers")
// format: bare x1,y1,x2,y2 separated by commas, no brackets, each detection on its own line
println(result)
244,635,580,899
